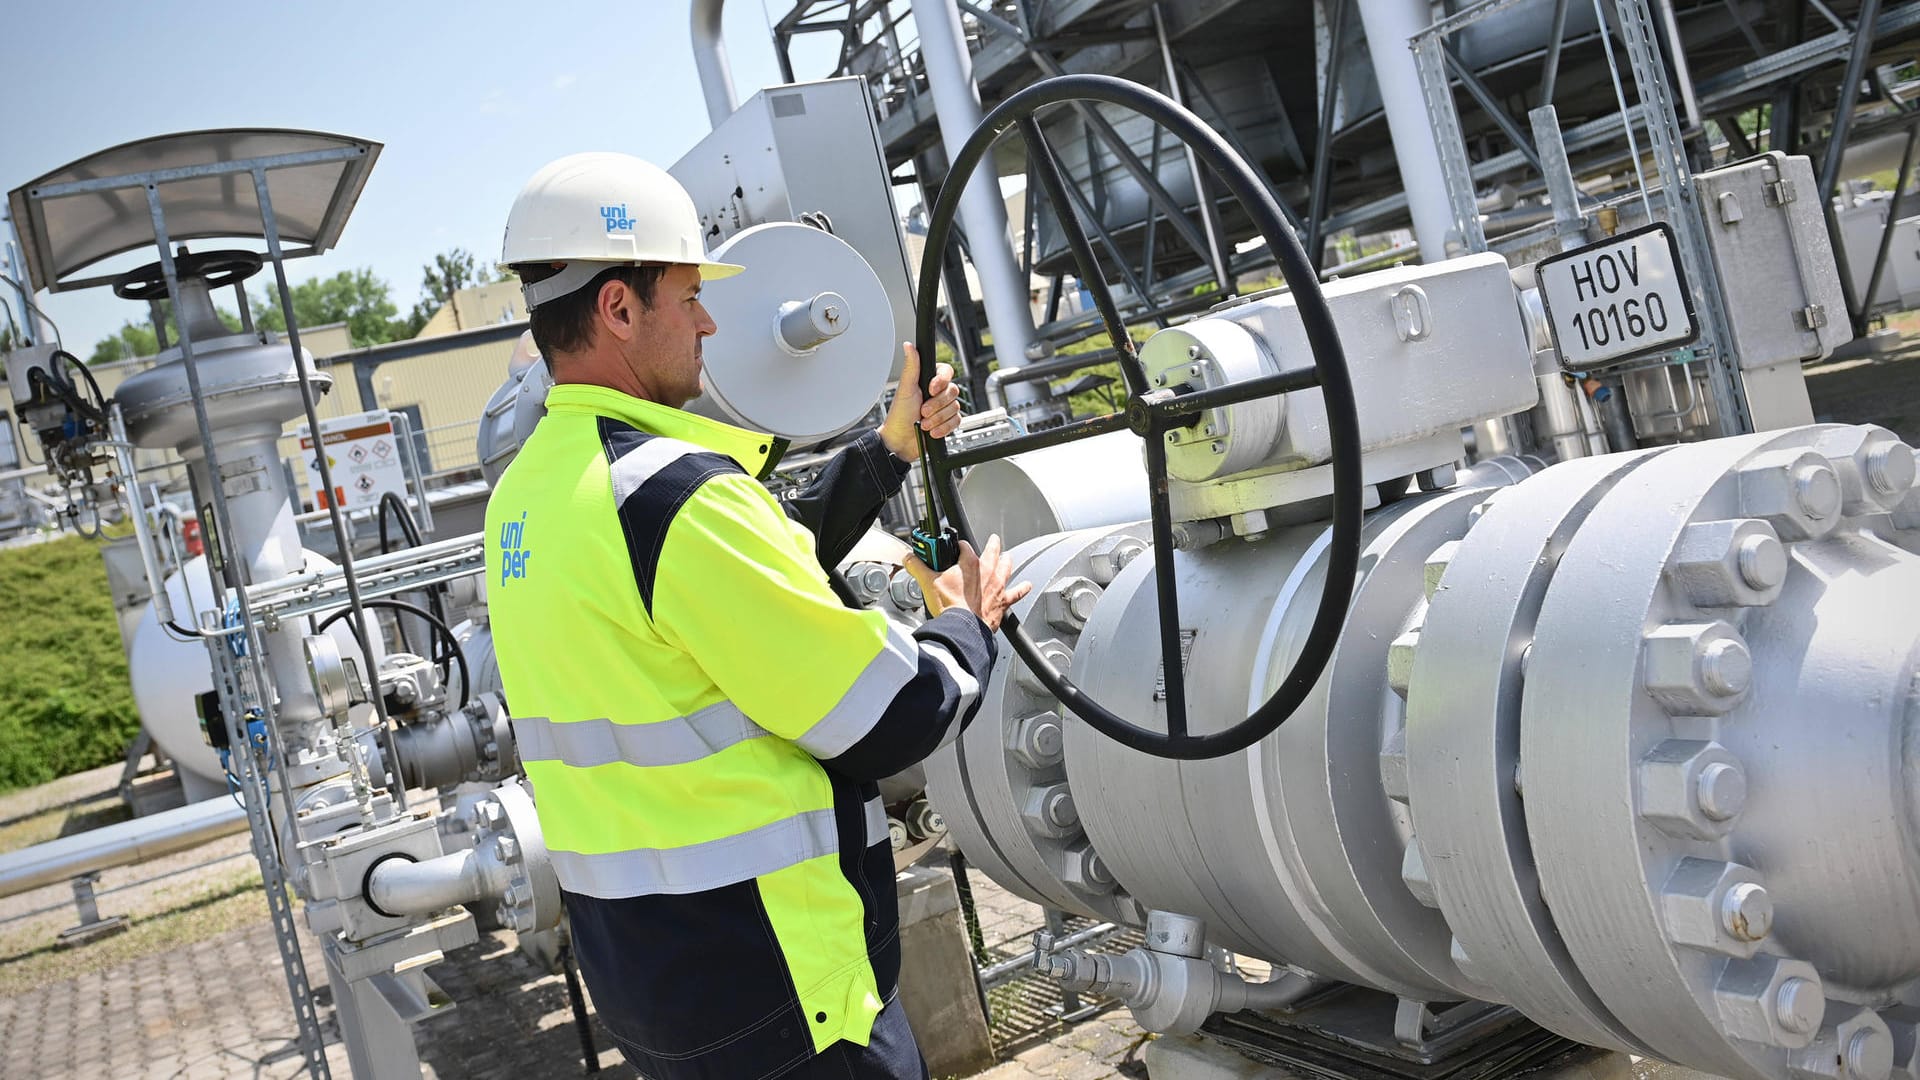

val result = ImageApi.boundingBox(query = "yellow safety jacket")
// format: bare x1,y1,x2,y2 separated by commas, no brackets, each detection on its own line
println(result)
485,383,993,1080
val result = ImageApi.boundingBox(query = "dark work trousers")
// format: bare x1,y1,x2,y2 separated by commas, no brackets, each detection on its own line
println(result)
612,995,930,1080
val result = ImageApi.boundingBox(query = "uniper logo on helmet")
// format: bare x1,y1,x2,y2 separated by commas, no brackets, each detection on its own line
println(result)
502,152,743,308
600,204,636,233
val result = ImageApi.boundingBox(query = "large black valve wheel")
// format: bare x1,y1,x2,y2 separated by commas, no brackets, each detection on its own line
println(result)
913,74,1363,761
113,248,264,300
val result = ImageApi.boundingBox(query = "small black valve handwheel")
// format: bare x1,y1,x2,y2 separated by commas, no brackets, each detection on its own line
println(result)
113,248,265,301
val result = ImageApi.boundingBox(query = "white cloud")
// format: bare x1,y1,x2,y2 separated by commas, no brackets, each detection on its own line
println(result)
552,74,577,92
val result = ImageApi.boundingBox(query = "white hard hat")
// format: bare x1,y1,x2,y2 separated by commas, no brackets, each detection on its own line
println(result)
501,152,743,309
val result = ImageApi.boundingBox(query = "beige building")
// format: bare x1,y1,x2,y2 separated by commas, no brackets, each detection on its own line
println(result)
412,279,526,339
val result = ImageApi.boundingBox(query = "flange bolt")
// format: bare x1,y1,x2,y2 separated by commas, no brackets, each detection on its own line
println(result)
1697,761,1748,821
1777,978,1823,1038
1700,638,1752,697
1867,441,1918,497
1736,533,1788,591
1721,881,1773,942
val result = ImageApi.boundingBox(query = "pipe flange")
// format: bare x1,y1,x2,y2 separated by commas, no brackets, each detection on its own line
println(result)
1518,425,1920,1078
1404,447,1671,1053
922,526,1144,923
473,779,560,934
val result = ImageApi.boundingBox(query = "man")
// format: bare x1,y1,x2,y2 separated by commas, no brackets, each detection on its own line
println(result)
485,150,1028,1080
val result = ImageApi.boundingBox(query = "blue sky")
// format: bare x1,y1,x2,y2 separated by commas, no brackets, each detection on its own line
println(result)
0,1,841,355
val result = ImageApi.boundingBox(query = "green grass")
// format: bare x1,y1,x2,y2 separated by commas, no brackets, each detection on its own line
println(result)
0,536,140,792
0,865,266,996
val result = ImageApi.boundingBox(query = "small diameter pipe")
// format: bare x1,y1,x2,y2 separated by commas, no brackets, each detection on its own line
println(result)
1215,968,1324,1013
0,797,248,900
108,404,176,627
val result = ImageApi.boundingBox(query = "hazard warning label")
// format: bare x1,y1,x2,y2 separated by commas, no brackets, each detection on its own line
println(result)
297,410,410,511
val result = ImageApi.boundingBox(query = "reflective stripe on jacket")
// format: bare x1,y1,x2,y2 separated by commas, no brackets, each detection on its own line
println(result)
484,383,993,1079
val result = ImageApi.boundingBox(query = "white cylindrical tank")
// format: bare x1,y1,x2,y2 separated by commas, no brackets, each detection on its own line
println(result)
128,554,383,798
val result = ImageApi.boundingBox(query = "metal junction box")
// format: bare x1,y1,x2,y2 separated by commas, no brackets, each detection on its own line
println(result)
1696,152,1848,370
1694,152,1835,430
671,78,917,378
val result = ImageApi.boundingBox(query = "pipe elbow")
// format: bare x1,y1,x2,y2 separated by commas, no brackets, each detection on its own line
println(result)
366,848,495,917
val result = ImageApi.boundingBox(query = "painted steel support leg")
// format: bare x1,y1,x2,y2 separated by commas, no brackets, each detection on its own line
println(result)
1816,0,1886,334
324,944,425,1080
1359,0,1458,260
910,0,1042,400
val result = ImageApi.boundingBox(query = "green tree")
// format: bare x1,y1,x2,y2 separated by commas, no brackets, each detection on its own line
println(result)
90,322,158,364
403,248,501,336
88,301,242,364
253,268,402,348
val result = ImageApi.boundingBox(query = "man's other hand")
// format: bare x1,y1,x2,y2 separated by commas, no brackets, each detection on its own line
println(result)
903,534,1032,633
879,342,962,462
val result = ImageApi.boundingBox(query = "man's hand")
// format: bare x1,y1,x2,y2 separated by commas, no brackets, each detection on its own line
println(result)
879,342,962,462
903,534,1032,633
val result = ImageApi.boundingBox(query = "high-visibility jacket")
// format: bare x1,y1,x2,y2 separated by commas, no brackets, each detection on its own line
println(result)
484,383,993,1080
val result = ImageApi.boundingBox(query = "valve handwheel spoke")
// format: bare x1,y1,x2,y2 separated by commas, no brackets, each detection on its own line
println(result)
914,74,1363,761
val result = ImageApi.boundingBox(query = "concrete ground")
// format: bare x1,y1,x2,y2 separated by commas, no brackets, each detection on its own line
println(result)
0,762,1147,1079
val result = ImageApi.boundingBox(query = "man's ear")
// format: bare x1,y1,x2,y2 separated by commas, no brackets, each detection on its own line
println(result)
596,278,638,343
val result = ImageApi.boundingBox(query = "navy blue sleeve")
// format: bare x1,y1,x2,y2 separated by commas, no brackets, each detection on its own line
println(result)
780,430,911,571
816,609,997,782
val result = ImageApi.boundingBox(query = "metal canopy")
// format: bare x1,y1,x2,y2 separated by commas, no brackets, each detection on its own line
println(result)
6,128,381,293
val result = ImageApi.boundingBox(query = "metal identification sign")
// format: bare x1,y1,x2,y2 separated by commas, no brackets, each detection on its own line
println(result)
297,410,408,511
1535,222,1698,370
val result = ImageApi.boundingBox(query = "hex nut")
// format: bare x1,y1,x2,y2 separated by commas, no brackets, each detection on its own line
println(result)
1401,839,1439,908
1816,425,1918,515
1882,1017,1920,1080
1424,541,1460,601
1008,712,1065,770
1642,622,1752,716
1388,628,1421,699
1662,857,1772,957
1015,639,1074,697
1023,783,1081,839
1450,936,1483,983
1088,534,1148,585
1379,726,1410,803
1061,844,1116,895
1040,576,1101,632
1738,448,1843,541
1789,1007,1895,1080
1669,519,1789,608
1891,490,1920,535
889,573,924,612
907,800,945,838
1715,956,1824,1049
1641,739,1748,840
